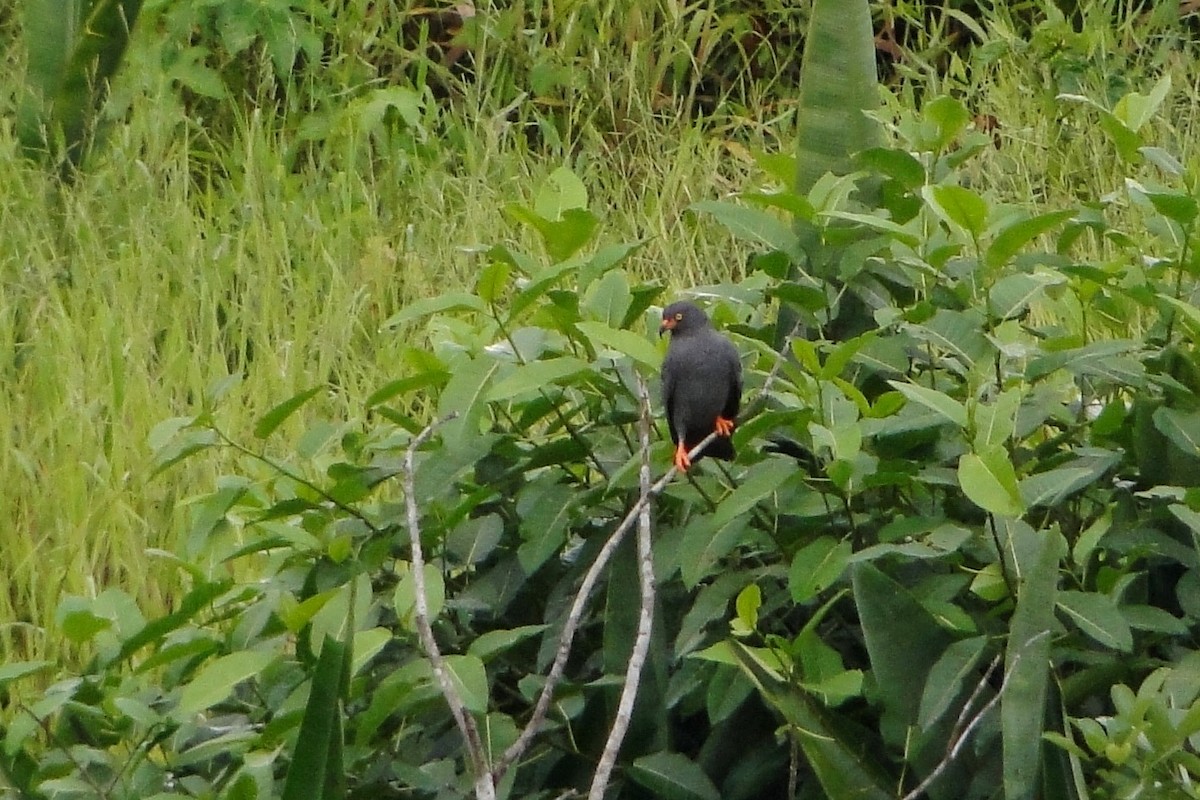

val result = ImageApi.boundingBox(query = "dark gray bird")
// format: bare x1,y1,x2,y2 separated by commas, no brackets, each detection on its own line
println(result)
659,301,743,471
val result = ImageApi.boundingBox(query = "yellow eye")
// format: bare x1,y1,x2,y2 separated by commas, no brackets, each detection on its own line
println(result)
674,312,684,321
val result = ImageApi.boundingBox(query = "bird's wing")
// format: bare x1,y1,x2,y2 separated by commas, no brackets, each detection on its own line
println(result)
662,350,680,443
721,339,742,421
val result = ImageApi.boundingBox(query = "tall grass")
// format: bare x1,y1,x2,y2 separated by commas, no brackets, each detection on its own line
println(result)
2,0,1198,667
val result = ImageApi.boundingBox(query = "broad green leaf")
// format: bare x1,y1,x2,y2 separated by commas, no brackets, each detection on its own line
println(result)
436,357,499,448
534,165,588,219
728,642,892,800
918,636,988,730
987,271,1065,321
1152,406,1200,457
1056,591,1133,652
959,446,1025,517
792,0,883,199
475,261,511,304
628,752,720,800
854,147,925,189
381,292,485,329
1003,530,1064,800
689,200,801,254
789,537,851,603
1113,74,1171,133
516,477,575,573
923,95,971,151
851,563,954,746
282,635,348,800
681,467,795,587
819,211,919,248
575,320,661,368
888,380,967,428
505,205,598,263
393,565,445,630
443,654,488,715
1020,466,1102,508
583,269,632,329
0,661,52,687
467,625,548,662
352,628,391,675
733,583,762,635
486,357,592,401
985,210,1075,271
972,388,1021,449
254,386,322,439
178,651,275,716
923,185,989,239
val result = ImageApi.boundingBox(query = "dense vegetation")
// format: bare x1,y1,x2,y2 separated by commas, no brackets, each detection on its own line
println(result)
3,0,1200,798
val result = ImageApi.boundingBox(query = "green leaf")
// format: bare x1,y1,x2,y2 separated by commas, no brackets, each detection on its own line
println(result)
486,357,592,401
628,752,721,800
443,654,488,715
854,147,925,189
1152,406,1200,457
789,537,851,603
575,320,662,368
959,446,1025,518
381,292,485,329
1003,530,1064,800
178,651,275,716
923,95,972,151
986,272,1064,321
505,205,598,263
475,261,512,304
393,565,445,631
689,200,801,255
729,639,892,800
792,0,883,199
467,625,548,662
985,210,1074,271
918,636,988,731
1020,466,1102,508
1056,591,1133,652
888,381,967,428
254,386,322,439
819,211,919,248
0,661,52,687
1113,74,1171,134
681,467,795,587
731,584,761,636
436,357,499,448
282,635,348,800
973,388,1021,449
534,165,588,219
924,185,989,239
851,563,955,746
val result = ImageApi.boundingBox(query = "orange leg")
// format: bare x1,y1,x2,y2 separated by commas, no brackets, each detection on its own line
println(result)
714,416,736,437
674,441,692,472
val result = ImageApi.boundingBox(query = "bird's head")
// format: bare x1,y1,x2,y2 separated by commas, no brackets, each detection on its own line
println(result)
659,301,709,337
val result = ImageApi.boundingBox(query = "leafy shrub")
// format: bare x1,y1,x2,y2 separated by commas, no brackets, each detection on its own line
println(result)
4,74,1200,799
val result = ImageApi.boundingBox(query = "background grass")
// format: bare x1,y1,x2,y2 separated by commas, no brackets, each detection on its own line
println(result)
2,0,1198,668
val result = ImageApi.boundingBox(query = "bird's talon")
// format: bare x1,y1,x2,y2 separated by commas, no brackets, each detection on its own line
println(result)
714,416,735,437
674,444,691,472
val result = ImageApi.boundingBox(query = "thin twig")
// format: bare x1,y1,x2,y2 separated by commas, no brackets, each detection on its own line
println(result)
492,429,717,781
588,374,657,800
403,413,496,800
898,651,1020,800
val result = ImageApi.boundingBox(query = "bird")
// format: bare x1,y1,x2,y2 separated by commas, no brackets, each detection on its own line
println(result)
659,300,743,472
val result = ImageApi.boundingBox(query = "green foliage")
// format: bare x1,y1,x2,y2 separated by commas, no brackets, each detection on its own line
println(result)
18,0,144,173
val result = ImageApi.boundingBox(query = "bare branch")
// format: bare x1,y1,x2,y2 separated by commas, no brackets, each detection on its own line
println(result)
403,413,496,800
588,374,657,800
492,428,716,779
898,652,1015,800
